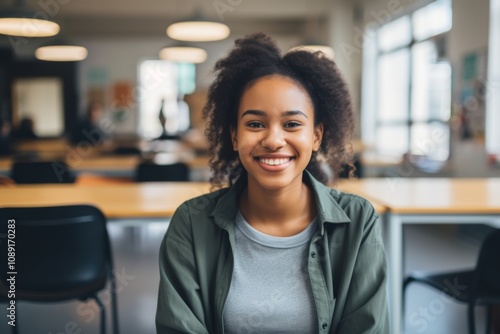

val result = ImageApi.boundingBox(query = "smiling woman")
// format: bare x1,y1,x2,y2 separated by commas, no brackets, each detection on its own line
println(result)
156,33,389,334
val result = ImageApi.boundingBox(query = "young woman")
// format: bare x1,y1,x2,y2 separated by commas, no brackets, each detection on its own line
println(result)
156,33,388,334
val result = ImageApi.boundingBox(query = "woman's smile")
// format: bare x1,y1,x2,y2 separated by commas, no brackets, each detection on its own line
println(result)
255,156,295,171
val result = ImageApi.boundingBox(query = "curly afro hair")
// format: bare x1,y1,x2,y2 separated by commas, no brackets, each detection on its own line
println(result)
203,32,355,189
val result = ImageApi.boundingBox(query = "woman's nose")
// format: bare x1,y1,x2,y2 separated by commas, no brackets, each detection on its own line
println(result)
261,127,286,150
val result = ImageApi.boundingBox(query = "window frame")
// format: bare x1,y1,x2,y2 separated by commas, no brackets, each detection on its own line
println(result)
363,0,452,161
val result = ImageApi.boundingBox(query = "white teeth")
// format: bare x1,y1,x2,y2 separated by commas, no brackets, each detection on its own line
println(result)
258,158,291,166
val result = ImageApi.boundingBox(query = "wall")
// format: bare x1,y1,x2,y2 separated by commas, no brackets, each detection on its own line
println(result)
446,0,499,177
328,0,361,136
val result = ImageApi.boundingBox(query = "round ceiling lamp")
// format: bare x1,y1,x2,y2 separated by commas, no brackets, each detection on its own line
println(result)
166,20,230,42
35,40,88,62
0,2,60,37
289,44,335,59
159,45,207,64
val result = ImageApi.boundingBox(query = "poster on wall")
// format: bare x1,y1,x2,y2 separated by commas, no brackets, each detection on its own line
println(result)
459,48,488,141
110,81,135,123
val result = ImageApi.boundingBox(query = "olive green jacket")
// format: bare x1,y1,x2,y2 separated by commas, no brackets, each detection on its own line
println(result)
156,171,389,333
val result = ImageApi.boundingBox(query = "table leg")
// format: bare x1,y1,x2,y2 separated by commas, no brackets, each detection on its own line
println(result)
388,214,403,334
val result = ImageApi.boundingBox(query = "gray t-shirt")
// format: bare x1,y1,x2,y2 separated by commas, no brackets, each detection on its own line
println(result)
223,210,319,334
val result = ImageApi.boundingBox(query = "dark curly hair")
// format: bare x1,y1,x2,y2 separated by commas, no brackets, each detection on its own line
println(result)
203,32,355,189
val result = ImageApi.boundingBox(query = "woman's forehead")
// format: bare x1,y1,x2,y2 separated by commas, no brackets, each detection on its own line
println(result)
238,75,314,114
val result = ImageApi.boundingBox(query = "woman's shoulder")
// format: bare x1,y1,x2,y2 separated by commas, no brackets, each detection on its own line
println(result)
331,188,379,218
170,185,234,224
307,173,378,221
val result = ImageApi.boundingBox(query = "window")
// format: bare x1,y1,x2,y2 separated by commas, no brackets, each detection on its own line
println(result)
12,77,64,137
138,60,195,139
362,0,452,161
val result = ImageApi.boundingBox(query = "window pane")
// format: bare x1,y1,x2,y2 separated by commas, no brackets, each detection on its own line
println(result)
376,125,409,155
412,41,451,121
377,49,410,122
410,122,450,160
413,0,452,41
138,60,194,139
378,15,412,52
13,78,64,137
138,60,177,139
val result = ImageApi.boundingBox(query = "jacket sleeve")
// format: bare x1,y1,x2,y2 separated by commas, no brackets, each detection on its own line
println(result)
337,211,390,334
156,203,210,334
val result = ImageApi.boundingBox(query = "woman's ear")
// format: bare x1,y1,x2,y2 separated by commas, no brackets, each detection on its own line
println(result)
230,127,238,151
313,124,324,152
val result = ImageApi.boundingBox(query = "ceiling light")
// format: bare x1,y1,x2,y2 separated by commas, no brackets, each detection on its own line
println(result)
289,44,335,59
166,20,230,42
35,40,88,62
159,46,207,64
0,2,60,37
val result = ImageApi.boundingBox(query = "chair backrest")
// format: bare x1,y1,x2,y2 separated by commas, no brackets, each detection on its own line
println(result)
474,229,500,293
135,162,189,182
0,205,111,300
11,161,76,184
113,146,141,155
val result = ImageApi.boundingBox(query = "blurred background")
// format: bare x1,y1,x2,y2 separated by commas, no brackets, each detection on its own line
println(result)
1,0,500,333
0,0,498,178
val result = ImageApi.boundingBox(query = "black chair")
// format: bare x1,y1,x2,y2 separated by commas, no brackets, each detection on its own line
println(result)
0,205,119,334
11,161,76,184
113,146,142,155
404,229,500,334
135,161,189,182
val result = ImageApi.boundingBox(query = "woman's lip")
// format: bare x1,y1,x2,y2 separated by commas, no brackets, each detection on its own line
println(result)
255,157,294,172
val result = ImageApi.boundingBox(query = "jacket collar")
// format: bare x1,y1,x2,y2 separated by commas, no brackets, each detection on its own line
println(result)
210,169,351,233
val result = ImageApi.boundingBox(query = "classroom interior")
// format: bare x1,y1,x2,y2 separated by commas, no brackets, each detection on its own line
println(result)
1,0,500,333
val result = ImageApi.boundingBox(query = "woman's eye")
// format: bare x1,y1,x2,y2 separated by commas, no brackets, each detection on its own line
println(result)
284,122,301,128
247,122,263,128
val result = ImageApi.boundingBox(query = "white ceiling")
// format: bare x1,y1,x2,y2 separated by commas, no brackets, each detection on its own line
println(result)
29,0,331,19
11,0,335,37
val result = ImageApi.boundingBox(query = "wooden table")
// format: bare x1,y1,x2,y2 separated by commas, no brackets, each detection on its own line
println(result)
339,178,500,333
0,182,212,220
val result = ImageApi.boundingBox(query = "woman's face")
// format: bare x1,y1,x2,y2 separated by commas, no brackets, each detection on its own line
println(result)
231,75,323,192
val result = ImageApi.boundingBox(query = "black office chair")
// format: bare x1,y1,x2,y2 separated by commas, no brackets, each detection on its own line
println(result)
135,161,189,182
404,229,500,334
11,161,77,184
0,205,119,334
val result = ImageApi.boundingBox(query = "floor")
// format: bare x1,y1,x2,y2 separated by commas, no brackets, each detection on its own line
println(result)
0,221,492,334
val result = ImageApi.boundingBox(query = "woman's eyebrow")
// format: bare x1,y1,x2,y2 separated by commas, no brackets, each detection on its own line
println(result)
241,110,308,118
282,110,308,118
241,110,265,118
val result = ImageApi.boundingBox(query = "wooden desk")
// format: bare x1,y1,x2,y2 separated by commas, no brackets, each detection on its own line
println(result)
0,183,212,219
339,178,500,333
14,138,68,152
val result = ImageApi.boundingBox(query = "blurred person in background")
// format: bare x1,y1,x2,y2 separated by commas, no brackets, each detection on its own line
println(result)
11,117,38,140
70,101,107,146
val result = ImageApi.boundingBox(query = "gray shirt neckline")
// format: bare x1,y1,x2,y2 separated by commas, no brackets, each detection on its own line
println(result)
235,210,318,249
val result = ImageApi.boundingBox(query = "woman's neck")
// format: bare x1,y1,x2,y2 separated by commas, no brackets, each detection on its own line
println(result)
238,176,317,237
